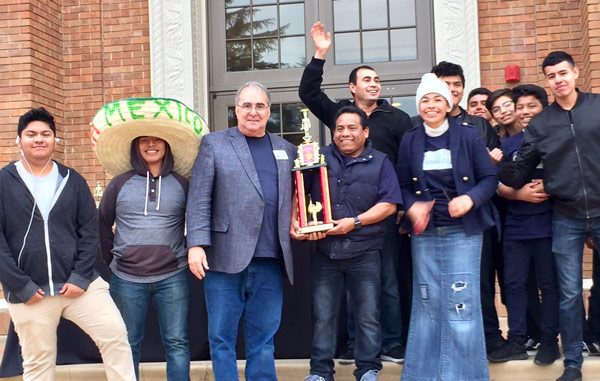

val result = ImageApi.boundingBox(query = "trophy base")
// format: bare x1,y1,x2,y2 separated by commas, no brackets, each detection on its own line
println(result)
298,223,334,234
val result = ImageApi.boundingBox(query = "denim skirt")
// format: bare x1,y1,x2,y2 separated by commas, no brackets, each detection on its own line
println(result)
401,226,489,381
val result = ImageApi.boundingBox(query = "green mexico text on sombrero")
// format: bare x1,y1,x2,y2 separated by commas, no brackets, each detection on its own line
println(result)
101,99,206,135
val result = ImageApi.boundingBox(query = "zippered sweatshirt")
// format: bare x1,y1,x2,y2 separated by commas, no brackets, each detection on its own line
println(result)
0,162,99,303
498,91,600,219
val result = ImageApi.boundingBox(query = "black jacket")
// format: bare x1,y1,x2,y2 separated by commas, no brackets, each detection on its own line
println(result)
498,91,600,219
299,57,412,167
412,107,499,150
0,162,98,303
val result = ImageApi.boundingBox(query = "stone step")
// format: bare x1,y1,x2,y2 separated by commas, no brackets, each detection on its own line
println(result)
0,358,599,381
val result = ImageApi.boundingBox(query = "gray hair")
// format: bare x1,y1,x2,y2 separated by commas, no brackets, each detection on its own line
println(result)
235,81,271,106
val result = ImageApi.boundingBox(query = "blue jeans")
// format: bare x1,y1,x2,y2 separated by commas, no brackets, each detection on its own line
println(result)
310,250,382,381
503,237,559,341
110,270,190,381
346,217,403,352
552,214,600,369
204,259,283,381
402,226,488,381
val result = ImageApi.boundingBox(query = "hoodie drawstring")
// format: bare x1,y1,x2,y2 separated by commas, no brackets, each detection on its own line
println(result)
156,175,162,211
144,171,150,216
144,172,162,215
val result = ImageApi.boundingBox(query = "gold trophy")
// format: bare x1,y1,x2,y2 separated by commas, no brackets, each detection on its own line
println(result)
293,109,334,233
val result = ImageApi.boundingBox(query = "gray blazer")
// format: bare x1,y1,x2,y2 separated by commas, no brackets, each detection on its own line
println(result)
186,127,297,283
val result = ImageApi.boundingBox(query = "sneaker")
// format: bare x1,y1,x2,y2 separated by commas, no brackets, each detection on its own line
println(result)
488,339,529,362
359,370,379,381
486,336,507,355
304,375,326,381
380,344,405,363
525,338,541,356
583,340,600,356
335,344,354,365
534,341,561,366
555,367,582,381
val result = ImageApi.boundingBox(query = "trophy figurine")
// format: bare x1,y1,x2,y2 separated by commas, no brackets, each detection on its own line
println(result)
293,109,334,234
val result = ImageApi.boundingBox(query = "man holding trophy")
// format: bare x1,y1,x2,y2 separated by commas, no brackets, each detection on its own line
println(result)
291,106,402,381
299,21,412,364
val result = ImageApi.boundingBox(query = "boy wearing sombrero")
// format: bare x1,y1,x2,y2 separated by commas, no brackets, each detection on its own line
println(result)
94,98,207,381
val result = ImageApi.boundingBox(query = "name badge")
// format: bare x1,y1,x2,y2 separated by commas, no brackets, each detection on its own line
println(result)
273,150,289,160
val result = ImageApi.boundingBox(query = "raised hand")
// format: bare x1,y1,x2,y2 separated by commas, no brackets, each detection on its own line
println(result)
310,21,332,60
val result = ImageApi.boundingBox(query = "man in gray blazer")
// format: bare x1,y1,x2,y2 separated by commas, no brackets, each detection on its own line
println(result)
186,81,297,381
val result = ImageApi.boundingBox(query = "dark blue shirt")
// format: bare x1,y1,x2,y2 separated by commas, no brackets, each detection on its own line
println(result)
423,132,461,228
246,135,282,258
501,131,552,239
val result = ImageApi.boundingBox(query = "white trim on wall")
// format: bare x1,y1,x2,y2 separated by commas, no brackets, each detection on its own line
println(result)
433,0,481,107
149,0,195,107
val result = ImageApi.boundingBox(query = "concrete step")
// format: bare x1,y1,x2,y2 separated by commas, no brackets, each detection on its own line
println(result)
1,358,600,380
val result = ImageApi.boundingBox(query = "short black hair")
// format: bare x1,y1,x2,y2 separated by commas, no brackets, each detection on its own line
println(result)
348,65,376,84
542,51,575,71
431,61,465,87
335,105,368,129
467,87,492,103
511,84,549,108
18,107,56,136
486,88,513,112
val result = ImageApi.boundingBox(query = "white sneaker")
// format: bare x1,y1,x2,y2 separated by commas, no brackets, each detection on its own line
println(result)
304,375,326,381
359,370,379,381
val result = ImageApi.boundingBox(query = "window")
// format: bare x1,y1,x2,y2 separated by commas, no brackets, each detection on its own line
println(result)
227,102,306,145
332,0,417,64
208,1,433,143
225,1,306,71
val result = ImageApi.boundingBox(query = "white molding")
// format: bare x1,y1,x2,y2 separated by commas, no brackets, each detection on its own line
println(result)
149,0,195,106
191,1,209,119
433,0,481,106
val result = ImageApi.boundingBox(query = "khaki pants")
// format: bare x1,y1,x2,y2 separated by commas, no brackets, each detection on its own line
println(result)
8,277,136,381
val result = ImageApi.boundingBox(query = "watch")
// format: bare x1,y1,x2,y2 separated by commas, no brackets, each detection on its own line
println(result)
353,216,362,230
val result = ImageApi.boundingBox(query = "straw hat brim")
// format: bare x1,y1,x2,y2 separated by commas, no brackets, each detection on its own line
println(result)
91,98,208,178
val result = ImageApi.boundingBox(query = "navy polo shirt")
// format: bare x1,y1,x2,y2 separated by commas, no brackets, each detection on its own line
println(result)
501,131,552,240
246,134,282,258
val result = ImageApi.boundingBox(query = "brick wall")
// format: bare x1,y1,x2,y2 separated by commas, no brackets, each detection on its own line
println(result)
0,0,64,164
0,0,151,190
478,0,587,93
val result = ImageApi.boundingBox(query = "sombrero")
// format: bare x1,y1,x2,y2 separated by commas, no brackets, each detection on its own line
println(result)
91,97,208,178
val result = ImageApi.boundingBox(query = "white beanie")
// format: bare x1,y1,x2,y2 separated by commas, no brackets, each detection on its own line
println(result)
415,73,453,110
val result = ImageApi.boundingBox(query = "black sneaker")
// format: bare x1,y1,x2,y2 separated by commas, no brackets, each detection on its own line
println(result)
486,336,507,355
335,344,354,365
525,338,541,356
488,339,529,362
555,367,582,381
534,341,560,366
380,344,405,363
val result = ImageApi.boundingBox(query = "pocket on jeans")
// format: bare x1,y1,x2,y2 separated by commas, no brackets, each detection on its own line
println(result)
445,273,473,321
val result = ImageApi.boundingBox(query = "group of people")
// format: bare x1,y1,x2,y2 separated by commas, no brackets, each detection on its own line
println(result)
0,20,599,381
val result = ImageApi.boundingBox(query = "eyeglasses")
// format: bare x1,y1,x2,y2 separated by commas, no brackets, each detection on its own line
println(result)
491,100,514,115
236,103,269,113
